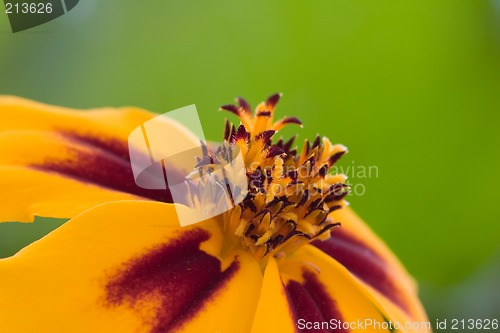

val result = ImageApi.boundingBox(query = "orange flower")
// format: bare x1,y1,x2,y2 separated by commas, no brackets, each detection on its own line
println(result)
0,95,431,333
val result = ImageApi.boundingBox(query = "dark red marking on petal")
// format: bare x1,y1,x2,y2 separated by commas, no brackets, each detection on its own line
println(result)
32,132,181,203
266,93,282,108
318,164,328,178
297,189,310,207
303,139,311,155
286,280,328,333
266,145,285,158
312,135,321,149
247,167,265,191
312,229,412,315
106,228,240,333
283,135,297,152
224,119,231,141
257,110,272,117
279,116,303,127
302,270,348,332
285,269,348,333
232,124,250,143
327,205,343,214
62,131,130,161
236,97,251,115
316,222,341,238
328,151,346,166
220,104,240,116
255,129,276,142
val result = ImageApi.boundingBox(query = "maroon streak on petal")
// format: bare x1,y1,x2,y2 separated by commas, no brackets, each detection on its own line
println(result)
257,110,272,117
266,93,282,108
327,151,346,167
255,130,276,142
106,228,239,333
232,124,250,143
285,270,348,333
220,104,240,116
61,131,130,162
32,132,184,203
286,280,327,333
236,97,251,115
266,145,285,158
311,229,411,315
302,271,348,332
278,116,303,127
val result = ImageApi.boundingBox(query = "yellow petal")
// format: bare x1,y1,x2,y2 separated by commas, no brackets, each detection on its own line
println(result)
0,166,137,222
280,244,397,333
250,257,297,333
0,201,262,333
285,245,431,333
0,96,153,137
175,248,262,333
312,207,428,323
0,96,197,222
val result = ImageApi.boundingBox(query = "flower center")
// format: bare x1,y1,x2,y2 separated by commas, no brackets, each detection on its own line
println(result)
219,94,350,260
188,94,349,261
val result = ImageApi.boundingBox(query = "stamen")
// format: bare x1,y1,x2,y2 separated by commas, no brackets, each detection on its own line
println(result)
206,94,350,260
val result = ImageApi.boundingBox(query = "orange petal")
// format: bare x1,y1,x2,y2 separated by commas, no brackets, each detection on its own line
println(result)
0,201,262,333
0,96,197,222
279,245,396,333
312,207,429,323
250,257,297,333
0,95,154,136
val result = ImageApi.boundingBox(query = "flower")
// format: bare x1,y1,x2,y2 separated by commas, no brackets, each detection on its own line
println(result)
0,95,431,333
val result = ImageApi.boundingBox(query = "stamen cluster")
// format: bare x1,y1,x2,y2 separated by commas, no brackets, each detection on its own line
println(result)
218,94,350,259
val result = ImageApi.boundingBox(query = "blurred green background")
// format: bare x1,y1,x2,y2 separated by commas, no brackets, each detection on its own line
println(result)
0,0,499,331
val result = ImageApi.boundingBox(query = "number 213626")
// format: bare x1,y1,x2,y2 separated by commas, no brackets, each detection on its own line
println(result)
451,319,498,330
5,2,53,14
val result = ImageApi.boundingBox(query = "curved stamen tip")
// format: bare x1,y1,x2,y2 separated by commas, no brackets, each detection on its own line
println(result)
219,104,240,115
281,116,303,127
235,97,251,114
266,93,283,108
